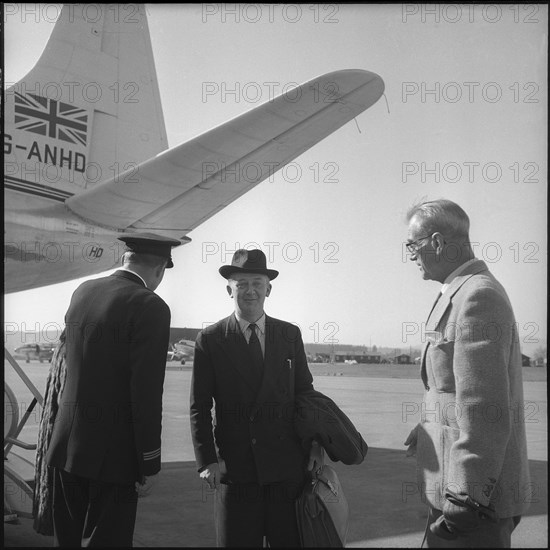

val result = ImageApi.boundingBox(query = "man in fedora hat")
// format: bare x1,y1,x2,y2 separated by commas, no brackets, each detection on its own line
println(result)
45,232,181,546
190,249,323,547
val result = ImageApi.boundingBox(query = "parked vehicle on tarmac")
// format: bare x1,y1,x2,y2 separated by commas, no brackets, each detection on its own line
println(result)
167,339,195,365
13,343,56,363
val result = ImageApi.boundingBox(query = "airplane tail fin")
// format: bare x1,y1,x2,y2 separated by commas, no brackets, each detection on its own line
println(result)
5,4,166,195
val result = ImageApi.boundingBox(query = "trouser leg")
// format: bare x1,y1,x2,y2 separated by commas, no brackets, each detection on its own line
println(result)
52,468,138,548
52,468,87,547
81,477,138,547
264,473,304,547
215,482,264,547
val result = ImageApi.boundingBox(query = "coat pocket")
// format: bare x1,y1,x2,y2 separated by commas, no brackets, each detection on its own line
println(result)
417,422,460,510
427,340,455,392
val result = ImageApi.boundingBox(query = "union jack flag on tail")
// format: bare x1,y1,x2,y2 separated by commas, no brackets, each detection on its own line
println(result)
14,93,88,146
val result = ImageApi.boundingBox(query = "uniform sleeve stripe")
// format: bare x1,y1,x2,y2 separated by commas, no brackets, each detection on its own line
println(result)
143,447,161,457
143,449,161,460
144,453,160,461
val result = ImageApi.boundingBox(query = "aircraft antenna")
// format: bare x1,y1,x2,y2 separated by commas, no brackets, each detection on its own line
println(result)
383,93,391,114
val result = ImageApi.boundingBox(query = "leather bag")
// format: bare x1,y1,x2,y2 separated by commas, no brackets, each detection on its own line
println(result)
296,464,349,547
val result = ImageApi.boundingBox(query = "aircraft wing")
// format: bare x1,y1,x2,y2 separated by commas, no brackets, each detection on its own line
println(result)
66,69,384,236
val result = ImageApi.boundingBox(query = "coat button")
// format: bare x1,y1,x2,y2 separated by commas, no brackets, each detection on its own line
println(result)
252,438,257,445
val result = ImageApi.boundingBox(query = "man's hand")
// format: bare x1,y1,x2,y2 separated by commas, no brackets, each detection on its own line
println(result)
199,462,220,490
135,473,159,498
431,491,487,539
307,440,324,472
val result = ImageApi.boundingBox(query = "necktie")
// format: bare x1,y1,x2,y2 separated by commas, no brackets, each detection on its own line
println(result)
248,323,264,371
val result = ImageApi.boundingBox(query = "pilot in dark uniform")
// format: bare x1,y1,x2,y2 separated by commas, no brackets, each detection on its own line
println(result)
46,233,181,547
190,249,323,547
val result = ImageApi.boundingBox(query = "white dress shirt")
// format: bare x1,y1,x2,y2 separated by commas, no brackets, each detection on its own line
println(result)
440,258,478,294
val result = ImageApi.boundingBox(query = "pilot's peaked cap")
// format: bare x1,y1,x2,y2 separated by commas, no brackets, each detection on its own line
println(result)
118,232,182,268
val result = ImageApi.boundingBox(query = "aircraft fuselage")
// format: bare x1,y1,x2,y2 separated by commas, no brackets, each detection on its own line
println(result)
4,189,123,293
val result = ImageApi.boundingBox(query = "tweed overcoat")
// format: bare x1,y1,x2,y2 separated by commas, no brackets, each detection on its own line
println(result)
416,260,530,518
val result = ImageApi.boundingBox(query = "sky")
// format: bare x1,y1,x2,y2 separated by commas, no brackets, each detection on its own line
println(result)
3,3,548,354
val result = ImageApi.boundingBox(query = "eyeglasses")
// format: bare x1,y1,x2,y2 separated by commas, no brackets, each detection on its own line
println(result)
406,235,432,254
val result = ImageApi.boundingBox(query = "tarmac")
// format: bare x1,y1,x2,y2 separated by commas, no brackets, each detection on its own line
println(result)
4,363,547,547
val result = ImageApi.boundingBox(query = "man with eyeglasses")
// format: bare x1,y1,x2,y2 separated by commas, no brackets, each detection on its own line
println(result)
403,199,529,548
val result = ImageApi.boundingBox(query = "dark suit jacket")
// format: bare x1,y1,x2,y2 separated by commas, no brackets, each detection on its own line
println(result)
190,313,314,484
46,270,170,485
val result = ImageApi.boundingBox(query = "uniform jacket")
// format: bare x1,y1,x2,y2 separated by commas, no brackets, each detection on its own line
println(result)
417,260,530,517
190,313,314,484
46,270,170,485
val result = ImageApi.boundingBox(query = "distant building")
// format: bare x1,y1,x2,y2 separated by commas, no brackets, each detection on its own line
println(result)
521,354,531,367
334,351,352,362
395,354,412,364
334,350,380,364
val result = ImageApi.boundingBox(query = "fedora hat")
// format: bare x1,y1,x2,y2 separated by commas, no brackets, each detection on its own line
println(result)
219,249,279,280
118,232,182,268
